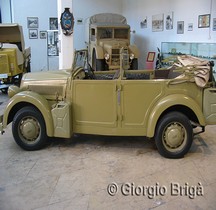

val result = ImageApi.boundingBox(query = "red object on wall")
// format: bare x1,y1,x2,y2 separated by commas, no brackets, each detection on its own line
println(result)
146,52,155,69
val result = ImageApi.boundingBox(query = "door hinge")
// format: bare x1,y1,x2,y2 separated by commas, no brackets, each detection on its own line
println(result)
116,115,123,121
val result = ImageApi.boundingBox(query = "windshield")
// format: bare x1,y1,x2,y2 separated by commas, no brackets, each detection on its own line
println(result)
114,29,128,39
97,28,129,39
98,28,112,39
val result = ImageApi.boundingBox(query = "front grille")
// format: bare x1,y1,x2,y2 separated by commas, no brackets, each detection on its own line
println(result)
111,49,128,66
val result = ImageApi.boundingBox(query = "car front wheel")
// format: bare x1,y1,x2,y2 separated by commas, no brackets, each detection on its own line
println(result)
12,106,47,151
155,112,193,159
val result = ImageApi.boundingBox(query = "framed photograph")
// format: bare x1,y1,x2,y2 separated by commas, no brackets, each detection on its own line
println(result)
188,23,193,31
177,21,184,34
152,14,164,32
165,12,173,30
147,52,155,62
140,17,147,29
198,14,210,28
47,30,59,56
27,17,38,28
40,31,47,39
29,29,38,39
213,18,216,31
49,17,58,30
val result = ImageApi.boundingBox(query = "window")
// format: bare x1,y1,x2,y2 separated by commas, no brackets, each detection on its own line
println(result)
114,29,128,39
91,29,95,41
98,28,112,39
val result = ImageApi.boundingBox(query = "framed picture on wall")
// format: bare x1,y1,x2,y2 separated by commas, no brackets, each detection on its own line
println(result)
29,29,38,39
188,23,193,31
40,31,47,39
152,14,164,32
49,17,58,30
198,14,210,28
177,21,184,34
140,17,147,29
147,52,155,62
47,30,59,56
212,18,216,31
27,17,38,28
165,12,173,30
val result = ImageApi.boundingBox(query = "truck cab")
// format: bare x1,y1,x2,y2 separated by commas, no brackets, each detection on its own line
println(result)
86,13,139,71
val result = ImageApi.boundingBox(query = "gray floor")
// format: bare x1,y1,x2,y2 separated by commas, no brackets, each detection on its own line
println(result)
0,92,216,210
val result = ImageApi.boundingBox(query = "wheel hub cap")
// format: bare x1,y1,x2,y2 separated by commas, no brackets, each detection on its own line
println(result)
20,118,40,141
164,124,185,148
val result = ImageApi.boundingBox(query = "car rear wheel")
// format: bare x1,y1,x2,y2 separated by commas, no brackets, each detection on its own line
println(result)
155,111,193,158
12,106,47,150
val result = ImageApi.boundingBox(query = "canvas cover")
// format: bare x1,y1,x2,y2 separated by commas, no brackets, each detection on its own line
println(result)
89,13,127,24
173,55,210,87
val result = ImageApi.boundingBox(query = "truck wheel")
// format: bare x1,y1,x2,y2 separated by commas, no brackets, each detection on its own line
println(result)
130,58,138,70
92,51,105,71
12,106,47,151
155,112,193,158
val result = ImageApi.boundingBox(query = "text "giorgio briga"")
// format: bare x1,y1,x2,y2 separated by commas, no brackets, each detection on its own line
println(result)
107,182,204,199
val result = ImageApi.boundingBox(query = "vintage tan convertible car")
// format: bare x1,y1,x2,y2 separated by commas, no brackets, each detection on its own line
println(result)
0,49,215,158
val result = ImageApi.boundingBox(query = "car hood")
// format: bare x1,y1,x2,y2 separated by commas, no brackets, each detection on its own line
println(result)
21,70,71,99
0,23,25,51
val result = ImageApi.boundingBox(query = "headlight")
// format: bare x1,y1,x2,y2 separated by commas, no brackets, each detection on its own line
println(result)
104,53,110,61
130,53,135,60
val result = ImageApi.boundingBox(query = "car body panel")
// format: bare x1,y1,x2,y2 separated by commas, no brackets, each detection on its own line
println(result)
0,51,215,145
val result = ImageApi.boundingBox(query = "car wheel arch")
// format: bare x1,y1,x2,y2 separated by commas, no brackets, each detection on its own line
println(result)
146,95,206,138
4,91,54,137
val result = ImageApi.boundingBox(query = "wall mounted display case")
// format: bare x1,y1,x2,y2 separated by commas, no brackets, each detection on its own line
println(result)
161,42,216,73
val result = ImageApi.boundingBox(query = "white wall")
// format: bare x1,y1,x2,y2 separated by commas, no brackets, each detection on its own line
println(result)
0,0,12,23
11,0,58,72
122,0,216,68
1,0,215,70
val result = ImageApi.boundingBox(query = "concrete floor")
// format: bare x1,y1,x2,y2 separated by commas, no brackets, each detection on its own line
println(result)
0,92,216,210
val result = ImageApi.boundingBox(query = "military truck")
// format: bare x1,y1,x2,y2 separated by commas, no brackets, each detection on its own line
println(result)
0,49,216,159
0,24,31,93
85,13,139,71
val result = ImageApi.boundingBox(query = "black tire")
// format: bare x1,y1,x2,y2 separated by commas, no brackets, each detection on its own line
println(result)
155,112,193,159
130,58,138,70
26,60,31,73
92,50,105,71
1,88,8,94
12,106,47,151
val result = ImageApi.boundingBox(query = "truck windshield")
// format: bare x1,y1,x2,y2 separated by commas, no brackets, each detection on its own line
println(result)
114,29,128,39
98,28,112,39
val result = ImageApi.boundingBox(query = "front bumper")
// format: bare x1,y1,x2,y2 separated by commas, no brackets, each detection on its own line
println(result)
0,115,5,135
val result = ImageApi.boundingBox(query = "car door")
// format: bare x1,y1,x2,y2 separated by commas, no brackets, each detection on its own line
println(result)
120,80,163,131
72,80,118,134
203,87,216,124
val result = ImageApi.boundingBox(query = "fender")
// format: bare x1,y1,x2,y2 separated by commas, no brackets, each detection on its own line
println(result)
3,91,54,137
128,45,139,58
146,94,206,138
94,46,104,59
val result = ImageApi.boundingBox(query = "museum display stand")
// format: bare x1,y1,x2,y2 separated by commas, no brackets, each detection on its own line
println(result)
161,42,216,73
